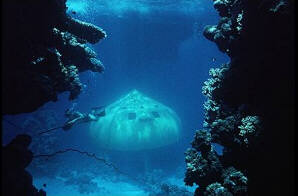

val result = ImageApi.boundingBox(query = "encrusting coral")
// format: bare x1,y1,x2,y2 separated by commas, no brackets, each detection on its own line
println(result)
185,0,294,195
2,0,106,114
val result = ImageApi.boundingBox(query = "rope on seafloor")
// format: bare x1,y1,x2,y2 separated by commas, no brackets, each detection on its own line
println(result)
37,126,64,135
2,117,24,131
4,118,144,182
2,116,63,136
4,119,140,179
33,148,152,188
33,148,121,172
3,118,123,177
3,117,176,192
2,118,123,175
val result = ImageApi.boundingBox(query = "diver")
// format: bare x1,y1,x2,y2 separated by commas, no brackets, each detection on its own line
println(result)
62,106,106,131
3,106,106,136
35,106,106,135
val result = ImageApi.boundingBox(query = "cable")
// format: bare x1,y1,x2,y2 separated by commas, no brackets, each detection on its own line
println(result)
33,148,154,189
2,117,24,131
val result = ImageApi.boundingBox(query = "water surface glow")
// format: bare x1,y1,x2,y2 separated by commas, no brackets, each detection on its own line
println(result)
66,0,205,17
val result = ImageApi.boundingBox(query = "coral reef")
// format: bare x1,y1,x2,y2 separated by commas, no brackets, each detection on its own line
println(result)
2,0,106,114
63,172,104,194
185,0,294,195
204,182,232,196
149,183,192,196
2,134,46,196
184,132,223,189
134,169,192,196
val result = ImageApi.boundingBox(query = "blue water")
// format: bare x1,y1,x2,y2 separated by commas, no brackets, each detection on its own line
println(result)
2,0,228,195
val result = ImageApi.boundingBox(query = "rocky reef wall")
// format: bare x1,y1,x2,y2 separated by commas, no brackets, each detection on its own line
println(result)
185,0,294,195
1,1,108,195
2,134,46,196
1,0,106,114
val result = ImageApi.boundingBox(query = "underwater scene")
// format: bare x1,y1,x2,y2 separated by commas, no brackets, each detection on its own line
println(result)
1,0,294,196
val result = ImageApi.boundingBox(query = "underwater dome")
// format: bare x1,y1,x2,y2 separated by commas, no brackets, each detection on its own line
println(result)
89,89,181,151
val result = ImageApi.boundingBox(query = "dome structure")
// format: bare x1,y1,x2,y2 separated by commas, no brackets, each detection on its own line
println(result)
89,89,181,151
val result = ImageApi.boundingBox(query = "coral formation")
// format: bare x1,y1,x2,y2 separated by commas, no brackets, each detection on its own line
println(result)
2,134,46,196
238,116,261,145
149,183,192,196
204,182,232,196
138,169,192,196
1,1,107,194
185,0,294,195
2,0,106,114
63,172,103,194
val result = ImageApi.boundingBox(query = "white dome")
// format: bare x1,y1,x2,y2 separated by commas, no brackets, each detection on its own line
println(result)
89,89,181,151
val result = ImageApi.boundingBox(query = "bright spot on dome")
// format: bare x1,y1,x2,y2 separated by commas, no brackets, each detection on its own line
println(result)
89,89,181,151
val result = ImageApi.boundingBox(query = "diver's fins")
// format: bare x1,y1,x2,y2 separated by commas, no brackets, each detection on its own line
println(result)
97,110,106,117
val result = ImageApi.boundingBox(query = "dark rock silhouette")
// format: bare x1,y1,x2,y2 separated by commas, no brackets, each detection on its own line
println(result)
185,0,294,195
2,0,106,114
1,1,108,195
2,134,46,196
